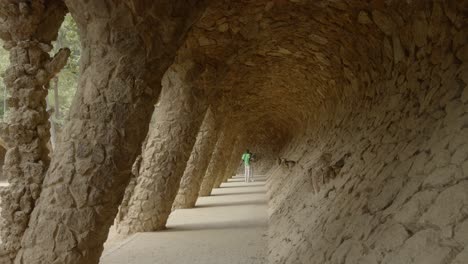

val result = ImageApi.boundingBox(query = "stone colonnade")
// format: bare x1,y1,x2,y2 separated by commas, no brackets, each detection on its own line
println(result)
172,108,219,209
198,124,240,197
1,0,208,263
115,60,208,234
0,1,466,264
213,135,246,188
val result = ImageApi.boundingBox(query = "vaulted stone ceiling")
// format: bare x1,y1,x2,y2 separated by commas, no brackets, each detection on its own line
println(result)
182,0,417,141
0,0,466,263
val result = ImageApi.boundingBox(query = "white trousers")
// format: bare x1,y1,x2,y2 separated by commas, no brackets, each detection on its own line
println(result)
244,164,253,182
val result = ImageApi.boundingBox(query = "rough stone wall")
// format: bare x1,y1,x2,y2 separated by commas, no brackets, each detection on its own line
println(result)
0,1,466,264
266,3,468,264
252,135,288,176
0,1,68,262
173,108,219,209
12,1,207,263
116,60,208,234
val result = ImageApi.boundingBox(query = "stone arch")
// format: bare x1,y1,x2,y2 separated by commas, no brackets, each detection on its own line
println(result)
0,0,466,264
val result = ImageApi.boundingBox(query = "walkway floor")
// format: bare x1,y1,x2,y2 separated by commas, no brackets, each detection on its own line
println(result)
101,175,268,264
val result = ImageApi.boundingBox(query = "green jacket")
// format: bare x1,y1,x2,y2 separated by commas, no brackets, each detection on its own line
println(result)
242,153,251,166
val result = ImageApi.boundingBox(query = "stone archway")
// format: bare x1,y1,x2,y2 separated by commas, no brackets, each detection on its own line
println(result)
0,0,466,264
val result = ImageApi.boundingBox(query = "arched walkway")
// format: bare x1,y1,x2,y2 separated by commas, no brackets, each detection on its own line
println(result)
101,175,268,264
0,1,466,264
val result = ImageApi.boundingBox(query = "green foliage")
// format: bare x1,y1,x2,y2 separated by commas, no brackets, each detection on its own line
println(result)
0,14,80,123
0,40,9,119
48,14,80,125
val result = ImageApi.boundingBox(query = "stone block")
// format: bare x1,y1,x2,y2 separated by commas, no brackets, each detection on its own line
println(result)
382,229,452,264
420,181,468,228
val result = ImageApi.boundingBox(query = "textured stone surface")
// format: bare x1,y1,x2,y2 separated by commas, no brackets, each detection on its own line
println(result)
172,109,218,209
115,60,208,234
114,155,142,227
221,137,247,183
265,2,468,263
0,1,68,262
0,0,466,263
212,135,245,188
198,125,238,197
5,1,208,263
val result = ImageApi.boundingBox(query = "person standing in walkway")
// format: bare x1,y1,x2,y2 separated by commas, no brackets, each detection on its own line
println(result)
242,149,253,182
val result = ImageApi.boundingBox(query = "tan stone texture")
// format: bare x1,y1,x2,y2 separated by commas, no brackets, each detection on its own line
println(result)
0,1,68,262
172,109,219,209
213,136,246,188
6,1,207,263
264,2,468,263
198,125,238,197
0,0,467,264
115,60,208,234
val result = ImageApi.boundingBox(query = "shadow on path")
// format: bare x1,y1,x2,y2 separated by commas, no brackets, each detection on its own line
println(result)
101,174,268,264
218,183,265,188
165,220,267,232
210,190,265,196
195,199,266,208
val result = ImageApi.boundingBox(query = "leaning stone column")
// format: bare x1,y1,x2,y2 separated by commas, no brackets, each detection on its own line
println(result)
212,136,242,188
114,155,142,225
172,109,218,209
218,136,247,185
199,125,238,196
15,2,206,263
0,1,69,262
115,61,207,235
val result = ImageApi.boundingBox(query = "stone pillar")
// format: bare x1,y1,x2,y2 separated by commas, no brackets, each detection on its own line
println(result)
0,1,69,262
212,136,244,188
115,61,208,235
221,137,247,183
114,155,142,225
198,125,238,196
15,2,207,263
172,109,218,209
